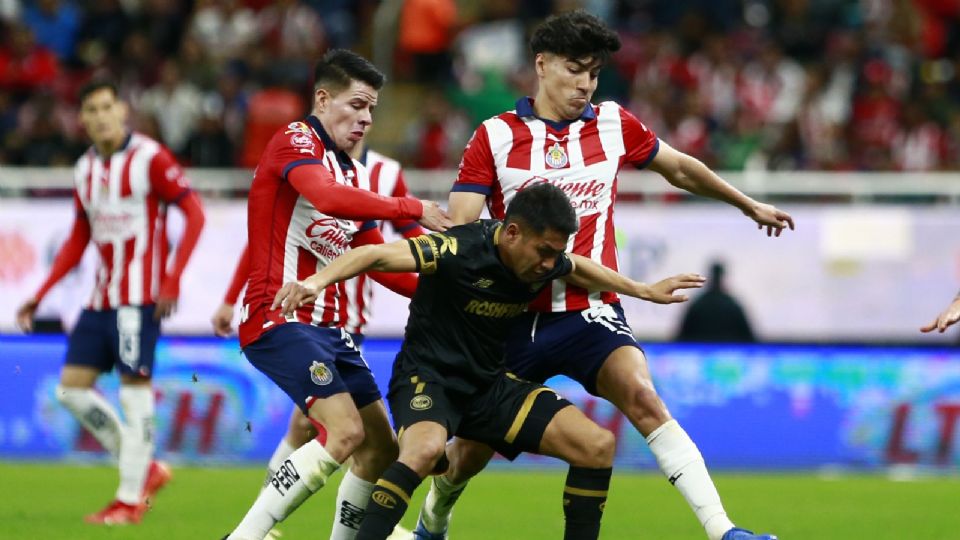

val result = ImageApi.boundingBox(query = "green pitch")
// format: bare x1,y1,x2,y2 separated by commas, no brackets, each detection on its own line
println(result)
3,462,958,539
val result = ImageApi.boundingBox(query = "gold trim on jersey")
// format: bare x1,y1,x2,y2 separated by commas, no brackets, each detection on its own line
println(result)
493,223,502,245
504,387,554,443
410,236,438,274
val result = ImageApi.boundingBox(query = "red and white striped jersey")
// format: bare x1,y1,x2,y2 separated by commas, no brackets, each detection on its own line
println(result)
73,133,192,310
452,98,659,313
341,149,422,334
239,117,374,347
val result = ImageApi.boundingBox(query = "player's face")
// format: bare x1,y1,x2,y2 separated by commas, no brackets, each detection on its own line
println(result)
536,53,601,121
315,80,378,152
78,88,128,147
504,223,569,283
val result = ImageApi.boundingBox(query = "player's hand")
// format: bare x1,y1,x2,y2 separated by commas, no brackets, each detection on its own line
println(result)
15,298,39,333
272,280,321,316
745,202,795,237
637,273,705,304
418,200,453,232
921,297,960,333
211,302,235,337
154,297,178,320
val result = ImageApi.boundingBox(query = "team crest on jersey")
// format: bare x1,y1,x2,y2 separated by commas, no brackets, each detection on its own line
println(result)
545,142,568,168
309,361,334,386
285,122,311,135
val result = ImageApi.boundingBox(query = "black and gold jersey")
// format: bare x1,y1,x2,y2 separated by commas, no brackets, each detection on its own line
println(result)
396,220,572,394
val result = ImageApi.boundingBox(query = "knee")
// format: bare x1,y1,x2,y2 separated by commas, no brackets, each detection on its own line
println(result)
447,442,492,482
568,426,615,468
326,420,366,456
400,438,446,477
620,381,667,425
352,437,399,478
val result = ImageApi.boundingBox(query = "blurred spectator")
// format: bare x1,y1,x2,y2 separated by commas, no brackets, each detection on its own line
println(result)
238,86,303,168
398,0,458,82
189,0,258,64
75,0,130,61
0,24,60,96
21,0,80,61
137,59,203,154
401,88,469,169
257,0,325,89
676,261,755,343
892,102,947,171
184,94,235,167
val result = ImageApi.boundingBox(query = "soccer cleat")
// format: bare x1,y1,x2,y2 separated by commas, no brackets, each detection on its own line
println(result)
721,527,778,540
84,499,148,525
412,518,447,540
142,460,172,503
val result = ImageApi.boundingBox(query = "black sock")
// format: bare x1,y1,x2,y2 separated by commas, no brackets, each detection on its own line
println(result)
562,466,612,540
356,461,423,540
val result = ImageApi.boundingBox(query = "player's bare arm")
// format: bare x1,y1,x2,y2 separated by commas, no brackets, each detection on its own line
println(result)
563,253,704,304
448,191,487,225
648,141,795,237
273,240,417,315
921,292,960,333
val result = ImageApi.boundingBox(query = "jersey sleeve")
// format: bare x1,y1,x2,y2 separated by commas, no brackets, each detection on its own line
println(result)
451,124,496,195
148,147,193,202
268,122,326,181
620,106,660,169
406,228,465,276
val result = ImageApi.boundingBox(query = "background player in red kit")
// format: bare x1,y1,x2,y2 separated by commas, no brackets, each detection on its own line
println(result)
15,80,206,525
224,49,449,540
213,141,425,540
414,11,789,540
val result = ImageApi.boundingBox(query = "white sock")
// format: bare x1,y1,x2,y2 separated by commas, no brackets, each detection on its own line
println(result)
116,385,155,505
419,474,468,534
229,439,341,540
55,385,122,456
330,468,375,539
263,438,296,488
646,420,735,540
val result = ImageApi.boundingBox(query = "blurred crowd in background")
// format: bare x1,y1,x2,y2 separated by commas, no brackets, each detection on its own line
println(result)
2,0,960,172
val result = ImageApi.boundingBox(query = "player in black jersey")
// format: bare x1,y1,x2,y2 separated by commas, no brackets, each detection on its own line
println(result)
273,184,704,540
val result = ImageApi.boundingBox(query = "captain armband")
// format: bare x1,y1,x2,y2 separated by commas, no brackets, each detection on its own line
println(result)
408,235,439,274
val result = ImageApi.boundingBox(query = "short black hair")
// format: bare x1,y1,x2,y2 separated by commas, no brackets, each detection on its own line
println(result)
78,80,119,104
313,49,385,94
529,10,621,66
505,183,578,237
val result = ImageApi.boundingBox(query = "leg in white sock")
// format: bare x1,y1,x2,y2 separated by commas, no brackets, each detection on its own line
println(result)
116,384,155,505
229,439,341,540
56,385,122,457
264,439,296,488
330,468,375,539
646,419,734,540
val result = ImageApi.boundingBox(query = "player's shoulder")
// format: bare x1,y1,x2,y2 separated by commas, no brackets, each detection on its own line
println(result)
364,148,399,169
272,120,324,155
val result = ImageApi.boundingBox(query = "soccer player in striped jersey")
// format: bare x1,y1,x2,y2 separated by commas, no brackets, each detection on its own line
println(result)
15,80,206,524
223,49,450,540
212,143,424,540
414,11,789,540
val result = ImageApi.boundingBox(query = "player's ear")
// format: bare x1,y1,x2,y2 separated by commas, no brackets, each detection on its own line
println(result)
314,87,331,113
535,53,547,77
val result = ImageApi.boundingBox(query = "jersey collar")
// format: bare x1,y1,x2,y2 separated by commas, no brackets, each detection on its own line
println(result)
306,114,356,174
515,97,596,130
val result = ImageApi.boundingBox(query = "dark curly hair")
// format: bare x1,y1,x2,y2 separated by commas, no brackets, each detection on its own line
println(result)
529,10,621,65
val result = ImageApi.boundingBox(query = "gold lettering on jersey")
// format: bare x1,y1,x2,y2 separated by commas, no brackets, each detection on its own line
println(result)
463,299,527,318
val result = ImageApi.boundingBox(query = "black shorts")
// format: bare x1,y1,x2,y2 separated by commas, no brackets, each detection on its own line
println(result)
65,305,161,378
387,370,572,460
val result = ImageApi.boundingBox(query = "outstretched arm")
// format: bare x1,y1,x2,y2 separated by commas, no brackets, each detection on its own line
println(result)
448,191,486,225
273,240,418,315
562,254,705,304
921,292,960,333
647,141,795,237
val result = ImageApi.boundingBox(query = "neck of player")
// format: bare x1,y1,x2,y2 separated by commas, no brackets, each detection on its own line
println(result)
95,131,128,157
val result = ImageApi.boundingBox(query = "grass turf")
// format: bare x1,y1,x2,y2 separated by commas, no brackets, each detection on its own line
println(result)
2,462,959,539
